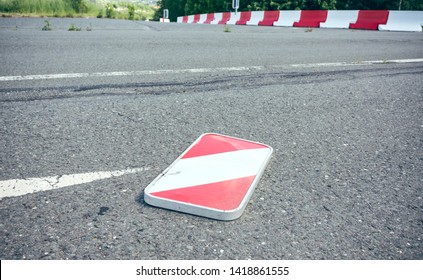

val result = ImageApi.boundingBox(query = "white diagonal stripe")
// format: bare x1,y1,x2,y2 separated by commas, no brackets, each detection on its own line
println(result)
147,148,272,193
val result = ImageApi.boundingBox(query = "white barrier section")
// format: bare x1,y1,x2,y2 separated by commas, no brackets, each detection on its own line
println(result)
320,10,359,28
273,10,301,27
177,17,182,23
210,13,223,24
197,14,207,24
379,11,423,32
246,11,265,25
187,15,195,23
226,12,241,25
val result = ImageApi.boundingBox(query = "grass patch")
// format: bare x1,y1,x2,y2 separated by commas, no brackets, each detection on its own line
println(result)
0,0,96,18
0,0,156,20
102,2,155,20
223,25,231,33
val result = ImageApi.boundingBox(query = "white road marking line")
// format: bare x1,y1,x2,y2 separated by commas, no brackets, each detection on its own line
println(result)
0,167,150,199
0,66,264,82
290,58,423,68
0,58,421,82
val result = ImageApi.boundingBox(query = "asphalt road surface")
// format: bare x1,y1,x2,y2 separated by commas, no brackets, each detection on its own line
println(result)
0,18,422,260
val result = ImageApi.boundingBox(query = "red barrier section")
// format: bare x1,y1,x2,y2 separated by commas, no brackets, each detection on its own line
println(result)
182,16,188,23
192,14,201,23
236,11,252,25
258,11,280,26
204,13,214,24
293,10,328,27
349,10,389,30
218,12,231,24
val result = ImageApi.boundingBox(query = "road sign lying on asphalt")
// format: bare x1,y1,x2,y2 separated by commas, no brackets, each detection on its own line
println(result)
144,133,273,220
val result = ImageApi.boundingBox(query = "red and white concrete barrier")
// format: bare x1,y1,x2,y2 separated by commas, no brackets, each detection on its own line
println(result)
186,15,194,23
320,10,359,29
210,12,223,24
178,16,188,23
246,11,264,25
236,11,252,25
177,10,423,32
192,14,201,24
273,10,301,27
259,10,280,26
218,12,232,24
379,11,423,32
226,12,241,25
349,10,389,30
203,13,214,24
294,10,328,28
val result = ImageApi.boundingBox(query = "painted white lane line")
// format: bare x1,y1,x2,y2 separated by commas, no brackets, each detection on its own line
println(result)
290,58,423,68
0,167,150,199
0,66,264,82
0,58,422,82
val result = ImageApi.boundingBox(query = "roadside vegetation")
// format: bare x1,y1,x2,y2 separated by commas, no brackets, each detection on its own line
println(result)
0,0,156,20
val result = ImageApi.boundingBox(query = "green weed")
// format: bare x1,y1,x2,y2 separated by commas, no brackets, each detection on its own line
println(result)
42,20,52,31
128,4,135,20
68,23,81,31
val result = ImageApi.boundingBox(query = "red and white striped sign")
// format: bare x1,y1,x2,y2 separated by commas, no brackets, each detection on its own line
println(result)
144,133,273,220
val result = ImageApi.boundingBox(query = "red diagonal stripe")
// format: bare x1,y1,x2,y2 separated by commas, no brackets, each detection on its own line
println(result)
150,176,256,211
182,134,267,159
